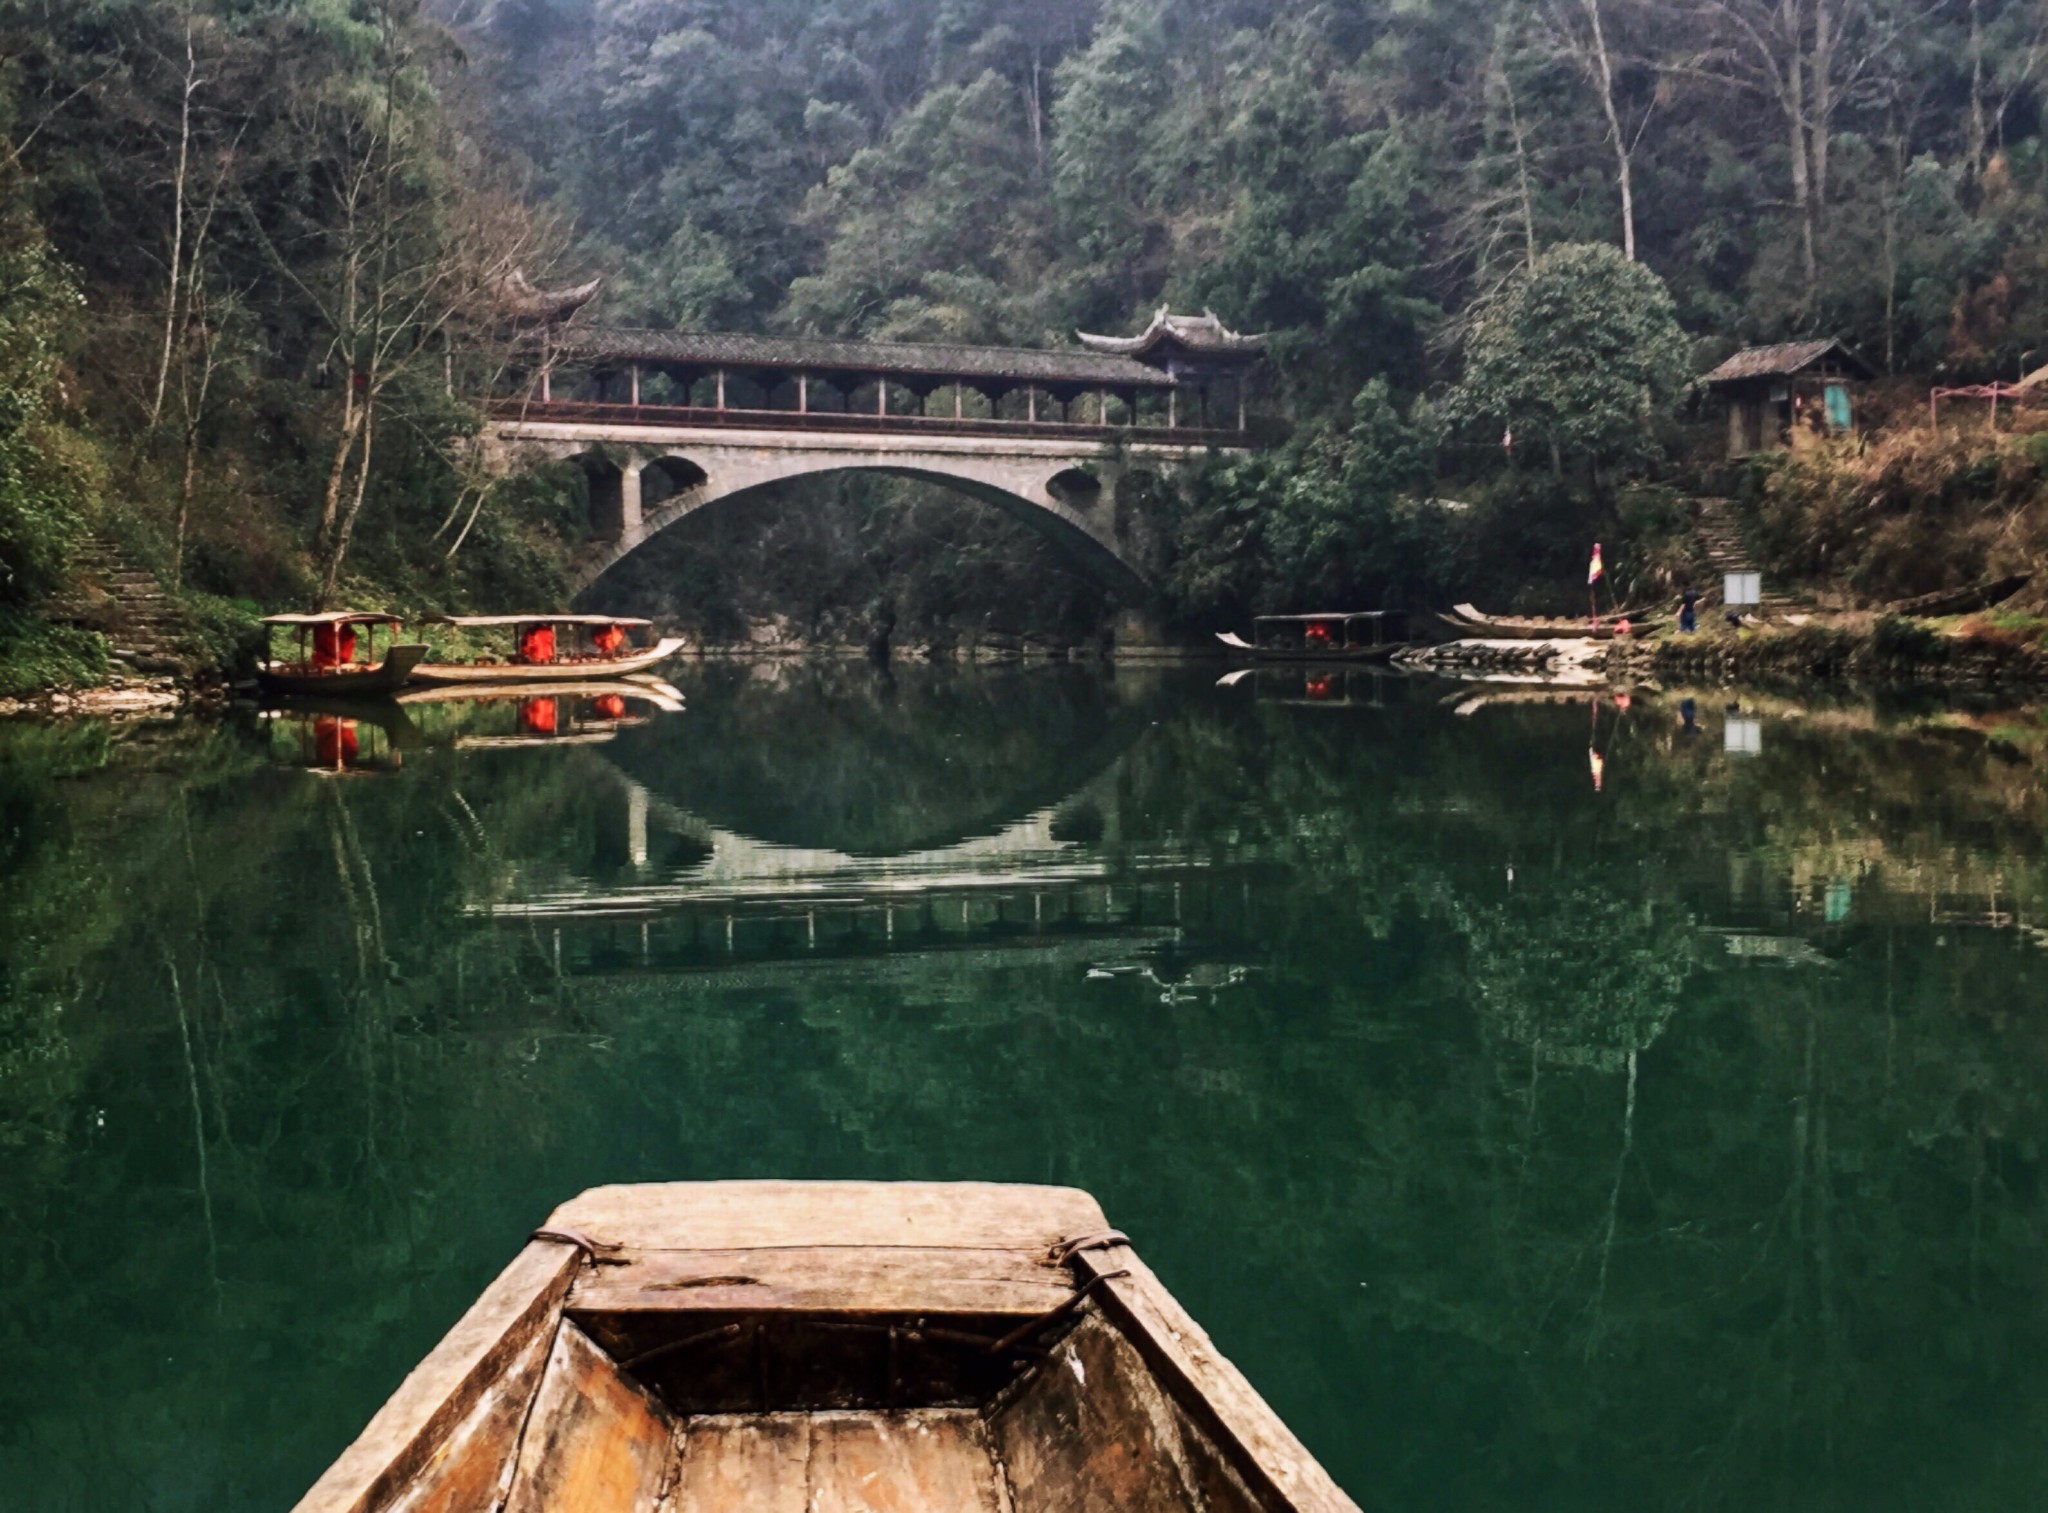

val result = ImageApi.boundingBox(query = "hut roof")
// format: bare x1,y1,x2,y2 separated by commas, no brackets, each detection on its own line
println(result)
1702,339,1874,387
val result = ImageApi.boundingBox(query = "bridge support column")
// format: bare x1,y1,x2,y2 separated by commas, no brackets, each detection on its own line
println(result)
620,458,644,536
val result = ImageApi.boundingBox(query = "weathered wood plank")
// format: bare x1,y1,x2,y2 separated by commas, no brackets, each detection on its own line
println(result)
666,1414,811,1513
568,1246,1072,1316
989,1314,1221,1513
502,1320,677,1513
383,1324,552,1513
546,1182,1107,1255
807,1409,1006,1513
292,1240,583,1513
1070,1248,1361,1513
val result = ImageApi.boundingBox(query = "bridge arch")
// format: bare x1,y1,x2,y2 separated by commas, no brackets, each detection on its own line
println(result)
483,426,1210,600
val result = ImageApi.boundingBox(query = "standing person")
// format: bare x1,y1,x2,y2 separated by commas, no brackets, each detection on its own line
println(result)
1588,542,1605,626
1679,584,1699,634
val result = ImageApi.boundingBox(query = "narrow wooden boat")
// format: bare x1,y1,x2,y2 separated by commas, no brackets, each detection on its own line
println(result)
1443,602,1665,640
255,613,426,697
293,1180,1357,1513
1880,574,2031,618
1217,610,1412,660
411,614,685,685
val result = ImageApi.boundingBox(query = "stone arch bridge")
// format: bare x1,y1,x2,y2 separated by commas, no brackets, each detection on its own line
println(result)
472,313,1265,597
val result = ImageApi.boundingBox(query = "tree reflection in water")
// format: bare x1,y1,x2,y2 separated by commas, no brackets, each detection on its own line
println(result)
3,668,2048,1510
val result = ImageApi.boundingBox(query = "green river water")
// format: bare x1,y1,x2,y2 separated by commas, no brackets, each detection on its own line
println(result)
5,661,2048,1509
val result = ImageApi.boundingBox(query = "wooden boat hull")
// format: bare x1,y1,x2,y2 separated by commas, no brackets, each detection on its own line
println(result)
293,1181,1358,1513
1215,637,1411,663
255,644,426,698
1882,574,2031,618
409,637,686,685
1441,605,1664,640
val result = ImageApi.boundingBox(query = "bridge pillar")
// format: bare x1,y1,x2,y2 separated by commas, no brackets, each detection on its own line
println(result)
620,458,644,537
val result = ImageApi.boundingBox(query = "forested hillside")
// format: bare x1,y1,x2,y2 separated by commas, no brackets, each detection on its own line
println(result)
7,0,2048,675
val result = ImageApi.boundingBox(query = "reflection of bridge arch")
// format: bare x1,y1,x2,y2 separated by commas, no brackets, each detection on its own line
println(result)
486,424,1200,600
476,764,1261,981
485,766,1137,918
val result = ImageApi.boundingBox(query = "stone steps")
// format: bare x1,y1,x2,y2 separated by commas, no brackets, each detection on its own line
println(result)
49,536,195,667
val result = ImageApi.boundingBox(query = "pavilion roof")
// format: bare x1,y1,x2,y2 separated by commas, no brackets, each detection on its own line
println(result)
1077,306,1268,362
543,328,1178,389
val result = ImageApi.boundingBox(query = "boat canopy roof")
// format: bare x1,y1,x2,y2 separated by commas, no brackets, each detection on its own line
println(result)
431,613,653,627
262,611,404,627
1255,611,1397,623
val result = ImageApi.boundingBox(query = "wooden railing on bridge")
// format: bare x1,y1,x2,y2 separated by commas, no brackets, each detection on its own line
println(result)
482,397,1248,448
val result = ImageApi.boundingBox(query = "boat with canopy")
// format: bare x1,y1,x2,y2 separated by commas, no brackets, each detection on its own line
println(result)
1216,611,1413,660
290,1180,1357,1513
410,614,685,685
255,612,426,697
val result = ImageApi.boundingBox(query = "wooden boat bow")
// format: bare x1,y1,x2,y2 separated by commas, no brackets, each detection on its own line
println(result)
292,1181,1358,1513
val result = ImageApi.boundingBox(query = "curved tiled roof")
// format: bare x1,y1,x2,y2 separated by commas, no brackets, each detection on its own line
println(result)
1077,306,1268,360
544,327,1177,388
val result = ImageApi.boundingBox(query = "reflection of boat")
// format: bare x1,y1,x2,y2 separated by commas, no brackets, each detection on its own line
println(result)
255,613,426,697
397,678,685,713
263,707,408,775
396,682,683,750
1216,610,1412,660
1441,603,1663,640
411,614,685,684
291,1181,1357,1513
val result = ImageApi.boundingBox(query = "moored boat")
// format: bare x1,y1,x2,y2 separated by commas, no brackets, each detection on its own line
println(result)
1217,610,1412,660
1440,602,1666,640
291,1180,1358,1513
410,614,684,685
255,613,426,697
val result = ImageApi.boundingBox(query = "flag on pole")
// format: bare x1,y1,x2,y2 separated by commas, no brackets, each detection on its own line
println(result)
1588,542,1605,585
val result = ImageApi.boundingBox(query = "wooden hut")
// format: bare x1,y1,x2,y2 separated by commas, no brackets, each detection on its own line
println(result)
1703,339,1873,457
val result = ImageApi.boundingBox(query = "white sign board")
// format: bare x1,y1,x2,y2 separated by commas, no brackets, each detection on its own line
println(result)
1725,571,1762,608
1725,717,1763,755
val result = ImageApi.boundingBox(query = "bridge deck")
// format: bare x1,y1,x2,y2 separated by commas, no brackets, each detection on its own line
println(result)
486,399,1247,447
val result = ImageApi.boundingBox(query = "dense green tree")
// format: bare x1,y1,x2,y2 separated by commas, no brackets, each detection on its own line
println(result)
1448,243,1690,474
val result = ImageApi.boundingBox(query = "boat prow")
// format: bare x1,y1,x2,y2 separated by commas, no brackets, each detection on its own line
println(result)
293,1181,1358,1513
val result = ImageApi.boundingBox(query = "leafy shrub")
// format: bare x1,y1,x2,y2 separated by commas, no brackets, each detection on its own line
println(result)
1872,614,1946,661
174,591,265,673
0,610,107,696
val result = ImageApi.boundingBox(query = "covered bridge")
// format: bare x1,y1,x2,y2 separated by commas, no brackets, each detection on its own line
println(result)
527,308,1265,435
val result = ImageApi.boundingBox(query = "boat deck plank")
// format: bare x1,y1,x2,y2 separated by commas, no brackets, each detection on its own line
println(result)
669,1414,811,1512
670,1412,1006,1513
547,1181,1108,1256
569,1245,1072,1316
